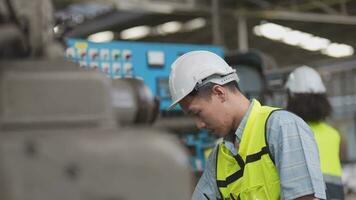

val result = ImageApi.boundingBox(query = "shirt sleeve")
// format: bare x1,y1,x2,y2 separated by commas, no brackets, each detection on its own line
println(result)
192,146,222,200
266,110,326,200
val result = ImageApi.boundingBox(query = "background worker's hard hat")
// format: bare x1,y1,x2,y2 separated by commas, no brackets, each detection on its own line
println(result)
285,65,326,94
168,51,239,110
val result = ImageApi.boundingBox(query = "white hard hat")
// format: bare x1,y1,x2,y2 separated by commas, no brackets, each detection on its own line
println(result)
285,65,326,94
168,50,239,110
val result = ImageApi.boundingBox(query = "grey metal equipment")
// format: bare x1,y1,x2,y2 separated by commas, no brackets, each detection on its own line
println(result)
0,0,59,57
0,0,192,199
111,78,159,126
0,59,192,200
0,128,191,200
0,60,116,131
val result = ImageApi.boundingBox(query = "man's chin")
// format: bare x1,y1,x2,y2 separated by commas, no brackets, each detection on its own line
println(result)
216,131,230,137
209,130,226,137
205,128,226,136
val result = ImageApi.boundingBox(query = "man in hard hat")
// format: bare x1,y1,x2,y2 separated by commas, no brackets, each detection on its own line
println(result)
168,51,326,200
286,66,345,200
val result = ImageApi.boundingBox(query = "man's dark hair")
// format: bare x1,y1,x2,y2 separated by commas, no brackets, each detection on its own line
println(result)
188,81,240,98
286,92,332,122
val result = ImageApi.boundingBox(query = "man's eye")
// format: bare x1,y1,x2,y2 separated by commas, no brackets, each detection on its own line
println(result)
194,111,201,116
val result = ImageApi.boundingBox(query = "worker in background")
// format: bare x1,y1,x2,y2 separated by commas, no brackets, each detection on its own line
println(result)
168,51,326,200
286,66,345,200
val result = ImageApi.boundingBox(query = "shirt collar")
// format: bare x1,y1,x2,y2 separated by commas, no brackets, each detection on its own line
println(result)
235,100,254,143
223,100,254,154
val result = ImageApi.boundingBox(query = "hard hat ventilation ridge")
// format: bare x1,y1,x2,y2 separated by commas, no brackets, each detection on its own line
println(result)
194,72,239,91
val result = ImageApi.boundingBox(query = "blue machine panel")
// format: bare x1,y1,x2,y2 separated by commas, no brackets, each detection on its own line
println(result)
65,38,224,110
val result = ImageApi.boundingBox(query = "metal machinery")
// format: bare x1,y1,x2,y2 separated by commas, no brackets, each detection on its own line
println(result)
0,0,193,199
65,38,224,172
225,50,273,103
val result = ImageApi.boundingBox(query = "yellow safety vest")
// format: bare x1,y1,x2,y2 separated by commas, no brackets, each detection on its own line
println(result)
308,122,342,178
216,99,281,200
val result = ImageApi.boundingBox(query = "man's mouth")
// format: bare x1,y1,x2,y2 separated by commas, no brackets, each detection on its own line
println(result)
207,128,214,133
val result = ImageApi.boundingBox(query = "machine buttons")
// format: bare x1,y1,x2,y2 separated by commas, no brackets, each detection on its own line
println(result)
100,49,110,61
90,62,99,71
89,48,99,60
123,49,132,61
78,49,87,59
101,62,110,74
112,49,121,60
123,63,133,77
66,47,75,59
112,63,121,77
79,61,87,68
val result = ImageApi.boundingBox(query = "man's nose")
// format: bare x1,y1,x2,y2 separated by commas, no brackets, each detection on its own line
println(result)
195,119,206,129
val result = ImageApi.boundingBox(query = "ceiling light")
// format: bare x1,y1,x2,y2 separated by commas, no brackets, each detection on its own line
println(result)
282,30,303,46
257,22,288,40
120,26,151,40
322,43,354,58
88,31,114,43
300,37,330,51
253,26,262,36
253,21,354,58
157,21,182,34
184,18,206,31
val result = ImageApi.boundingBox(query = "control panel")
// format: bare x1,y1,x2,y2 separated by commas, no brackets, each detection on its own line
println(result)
65,38,223,111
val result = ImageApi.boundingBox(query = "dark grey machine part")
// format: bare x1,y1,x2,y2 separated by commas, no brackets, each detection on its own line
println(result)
0,60,191,199
0,0,192,199
0,129,192,200
111,78,159,126
0,60,116,131
0,60,161,129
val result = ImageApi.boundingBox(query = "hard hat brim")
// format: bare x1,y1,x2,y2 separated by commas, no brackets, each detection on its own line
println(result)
167,95,185,111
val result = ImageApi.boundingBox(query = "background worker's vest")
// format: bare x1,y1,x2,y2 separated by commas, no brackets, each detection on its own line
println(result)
309,122,344,200
216,99,281,200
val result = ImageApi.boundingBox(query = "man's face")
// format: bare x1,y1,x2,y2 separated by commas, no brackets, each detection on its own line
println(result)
179,93,232,137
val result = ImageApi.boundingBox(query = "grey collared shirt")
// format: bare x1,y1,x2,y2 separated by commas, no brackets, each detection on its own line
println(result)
192,101,326,200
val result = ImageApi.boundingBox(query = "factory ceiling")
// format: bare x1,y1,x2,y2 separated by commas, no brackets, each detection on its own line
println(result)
53,0,356,69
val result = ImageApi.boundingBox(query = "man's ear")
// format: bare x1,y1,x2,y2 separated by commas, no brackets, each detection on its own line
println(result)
212,85,227,102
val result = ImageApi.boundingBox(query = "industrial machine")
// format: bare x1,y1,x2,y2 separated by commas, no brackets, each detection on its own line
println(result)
0,0,193,199
225,50,273,103
0,60,192,200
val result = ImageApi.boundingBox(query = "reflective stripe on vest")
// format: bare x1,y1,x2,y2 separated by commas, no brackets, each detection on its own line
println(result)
216,99,281,200
308,122,342,177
